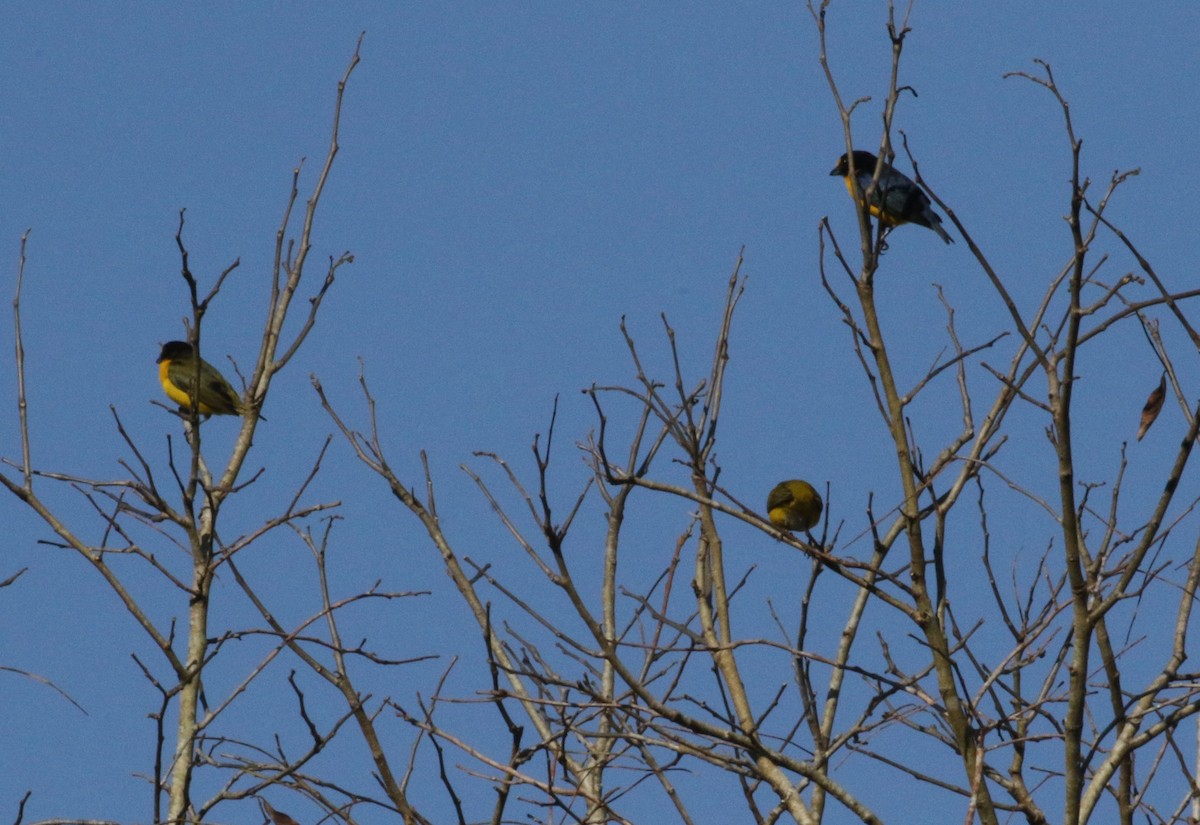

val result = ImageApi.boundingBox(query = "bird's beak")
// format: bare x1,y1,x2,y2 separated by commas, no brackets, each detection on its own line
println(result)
829,165,841,176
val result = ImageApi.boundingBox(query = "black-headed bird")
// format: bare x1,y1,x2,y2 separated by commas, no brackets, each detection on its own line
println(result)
767,480,823,533
830,150,953,244
156,340,246,417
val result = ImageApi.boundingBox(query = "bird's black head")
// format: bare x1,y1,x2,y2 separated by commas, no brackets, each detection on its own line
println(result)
830,150,880,177
157,340,194,364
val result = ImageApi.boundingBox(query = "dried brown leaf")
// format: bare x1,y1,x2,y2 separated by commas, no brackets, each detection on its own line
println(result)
1137,374,1167,441
260,799,301,825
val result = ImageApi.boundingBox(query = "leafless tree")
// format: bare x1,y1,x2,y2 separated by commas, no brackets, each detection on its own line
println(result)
316,5,1200,824
8,6,1200,825
3,36,437,825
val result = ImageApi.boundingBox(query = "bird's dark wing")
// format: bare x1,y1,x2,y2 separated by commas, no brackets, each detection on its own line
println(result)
200,368,243,414
766,485,795,512
167,359,201,395
855,167,920,215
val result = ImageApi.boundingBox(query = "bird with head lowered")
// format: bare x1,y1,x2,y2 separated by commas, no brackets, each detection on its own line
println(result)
767,479,823,534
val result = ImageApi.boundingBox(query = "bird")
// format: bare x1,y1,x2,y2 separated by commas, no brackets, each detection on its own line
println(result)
830,150,953,244
156,340,247,417
767,480,823,533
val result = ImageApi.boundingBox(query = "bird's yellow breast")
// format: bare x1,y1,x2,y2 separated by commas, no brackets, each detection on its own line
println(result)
843,176,903,226
768,506,793,529
159,359,213,414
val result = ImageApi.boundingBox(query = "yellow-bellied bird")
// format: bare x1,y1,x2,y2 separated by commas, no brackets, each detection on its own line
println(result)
767,480,823,533
831,150,953,244
156,340,246,417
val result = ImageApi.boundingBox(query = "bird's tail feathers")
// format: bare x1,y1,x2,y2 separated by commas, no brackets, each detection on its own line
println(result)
931,218,954,244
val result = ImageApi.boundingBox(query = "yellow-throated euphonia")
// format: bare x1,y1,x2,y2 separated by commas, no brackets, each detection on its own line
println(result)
830,150,953,244
157,340,246,417
767,480,823,533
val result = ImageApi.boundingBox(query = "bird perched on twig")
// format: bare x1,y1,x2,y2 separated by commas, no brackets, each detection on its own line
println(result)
767,480,823,534
156,340,248,418
830,149,953,244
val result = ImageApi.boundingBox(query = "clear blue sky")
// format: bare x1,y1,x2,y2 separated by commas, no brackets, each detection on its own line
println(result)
2,3,1198,822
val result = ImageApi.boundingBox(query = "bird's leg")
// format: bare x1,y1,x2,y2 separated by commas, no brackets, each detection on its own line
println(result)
877,225,893,254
